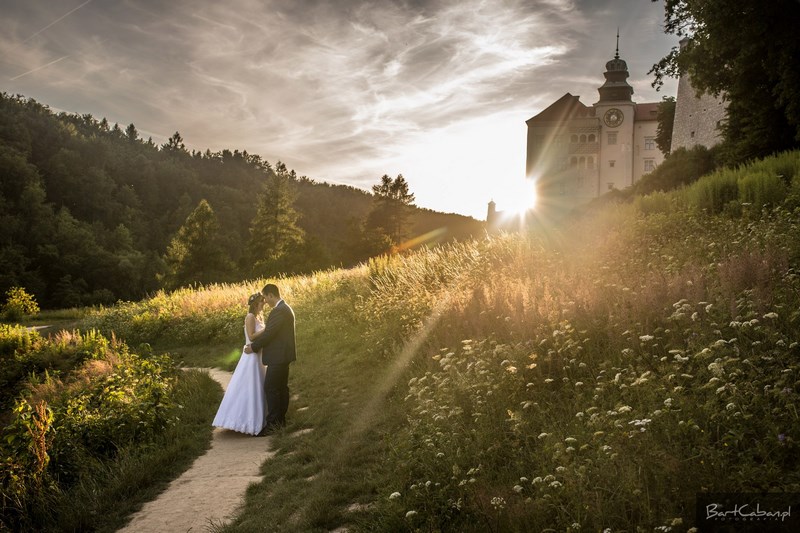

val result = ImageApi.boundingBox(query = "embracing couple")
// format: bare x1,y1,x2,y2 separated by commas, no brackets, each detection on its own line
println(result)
212,283,296,437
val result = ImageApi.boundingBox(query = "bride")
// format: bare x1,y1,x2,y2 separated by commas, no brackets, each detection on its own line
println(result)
212,293,267,435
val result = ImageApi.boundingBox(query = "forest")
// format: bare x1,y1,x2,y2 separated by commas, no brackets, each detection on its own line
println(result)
0,93,483,309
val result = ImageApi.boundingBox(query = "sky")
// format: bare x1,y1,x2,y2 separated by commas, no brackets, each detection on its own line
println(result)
1,0,679,220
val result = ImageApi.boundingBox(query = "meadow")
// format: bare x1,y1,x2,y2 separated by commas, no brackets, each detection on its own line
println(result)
2,150,799,531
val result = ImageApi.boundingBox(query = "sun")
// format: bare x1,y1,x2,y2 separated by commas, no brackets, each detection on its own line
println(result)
502,177,539,216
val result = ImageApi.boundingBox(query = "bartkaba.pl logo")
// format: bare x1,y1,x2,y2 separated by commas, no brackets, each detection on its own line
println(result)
696,493,799,532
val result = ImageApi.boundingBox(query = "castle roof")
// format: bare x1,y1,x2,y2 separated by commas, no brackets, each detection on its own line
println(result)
634,102,660,121
526,93,593,124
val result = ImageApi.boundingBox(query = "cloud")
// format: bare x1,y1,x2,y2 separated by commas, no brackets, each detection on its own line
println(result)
0,0,678,218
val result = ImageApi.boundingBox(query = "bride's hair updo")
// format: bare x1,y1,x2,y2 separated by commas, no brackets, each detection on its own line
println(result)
247,293,263,314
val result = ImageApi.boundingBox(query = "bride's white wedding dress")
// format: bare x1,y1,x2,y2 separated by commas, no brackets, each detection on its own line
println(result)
212,315,266,435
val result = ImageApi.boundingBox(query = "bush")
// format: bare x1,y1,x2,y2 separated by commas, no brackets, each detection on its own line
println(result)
633,145,720,196
0,331,179,531
2,286,40,322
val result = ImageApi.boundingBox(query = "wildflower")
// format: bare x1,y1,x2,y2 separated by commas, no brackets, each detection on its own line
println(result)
707,361,724,377
506,365,518,374
575,381,584,387
537,432,550,439
491,496,506,509
436,452,444,458
639,335,654,342
617,405,633,413
565,446,575,453
532,476,543,484
726,402,736,411
571,523,581,531
544,378,554,383
519,477,529,483
564,437,578,444
513,485,524,493
556,466,566,473
389,492,401,500
549,480,563,488
405,510,417,518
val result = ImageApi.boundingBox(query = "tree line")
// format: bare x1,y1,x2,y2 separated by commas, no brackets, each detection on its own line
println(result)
0,93,482,308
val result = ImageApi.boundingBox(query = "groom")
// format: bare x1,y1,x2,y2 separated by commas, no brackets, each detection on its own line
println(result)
245,283,296,435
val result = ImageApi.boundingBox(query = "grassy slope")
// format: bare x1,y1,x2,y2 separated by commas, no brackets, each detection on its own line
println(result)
75,151,800,531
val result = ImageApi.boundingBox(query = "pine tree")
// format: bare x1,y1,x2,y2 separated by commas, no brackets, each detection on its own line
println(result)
365,173,416,246
247,163,304,276
164,199,232,289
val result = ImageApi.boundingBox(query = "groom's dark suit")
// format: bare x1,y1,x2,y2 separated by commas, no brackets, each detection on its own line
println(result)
251,299,296,429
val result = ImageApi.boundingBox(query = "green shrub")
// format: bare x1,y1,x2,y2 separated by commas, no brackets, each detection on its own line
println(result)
738,170,787,211
0,331,179,531
2,287,40,322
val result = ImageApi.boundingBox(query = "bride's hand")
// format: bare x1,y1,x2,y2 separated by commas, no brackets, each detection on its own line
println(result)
244,344,253,354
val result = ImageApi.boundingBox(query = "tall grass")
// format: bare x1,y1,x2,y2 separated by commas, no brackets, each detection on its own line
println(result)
69,150,800,531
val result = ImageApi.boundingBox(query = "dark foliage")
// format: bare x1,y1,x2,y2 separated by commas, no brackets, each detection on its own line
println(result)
0,93,483,308
650,0,800,165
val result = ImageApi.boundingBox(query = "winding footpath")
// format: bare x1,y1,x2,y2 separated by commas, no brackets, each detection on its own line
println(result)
118,368,274,532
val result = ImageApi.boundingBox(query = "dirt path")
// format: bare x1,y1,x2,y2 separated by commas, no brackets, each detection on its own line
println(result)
118,368,274,532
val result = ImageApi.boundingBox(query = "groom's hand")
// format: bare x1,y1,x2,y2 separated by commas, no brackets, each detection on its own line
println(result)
244,344,253,354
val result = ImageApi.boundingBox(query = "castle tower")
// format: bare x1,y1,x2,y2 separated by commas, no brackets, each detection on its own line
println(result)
594,31,636,190
671,37,726,151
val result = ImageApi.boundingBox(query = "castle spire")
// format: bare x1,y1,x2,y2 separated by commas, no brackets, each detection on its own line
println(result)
597,30,633,103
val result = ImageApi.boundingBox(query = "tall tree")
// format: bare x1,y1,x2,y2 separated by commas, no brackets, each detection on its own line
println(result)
164,199,232,289
365,174,416,246
247,162,304,276
650,0,800,164
655,96,675,156
162,131,187,153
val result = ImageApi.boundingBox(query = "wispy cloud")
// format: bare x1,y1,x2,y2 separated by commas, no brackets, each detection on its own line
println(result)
0,0,678,218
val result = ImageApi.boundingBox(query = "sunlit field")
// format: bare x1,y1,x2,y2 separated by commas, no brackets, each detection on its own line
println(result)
3,151,799,531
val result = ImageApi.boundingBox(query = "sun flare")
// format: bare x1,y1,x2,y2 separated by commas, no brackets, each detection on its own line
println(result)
502,177,539,216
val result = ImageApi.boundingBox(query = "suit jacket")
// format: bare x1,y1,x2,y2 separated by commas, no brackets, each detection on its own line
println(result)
251,300,296,366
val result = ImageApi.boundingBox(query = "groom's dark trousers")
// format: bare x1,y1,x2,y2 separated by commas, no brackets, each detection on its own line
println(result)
264,364,290,426
251,299,296,428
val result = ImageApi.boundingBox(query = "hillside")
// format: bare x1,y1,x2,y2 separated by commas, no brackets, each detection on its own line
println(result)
5,150,789,531
0,93,483,308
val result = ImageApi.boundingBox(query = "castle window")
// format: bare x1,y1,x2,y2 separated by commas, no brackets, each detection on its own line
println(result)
690,131,695,138
570,156,578,168
587,156,595,169
644,159,656,172
607,182,614,191
609,160,616,168
608,132,617,145
579,134,587,143
579,156,586,169
588,134,596,143
644,137,655,150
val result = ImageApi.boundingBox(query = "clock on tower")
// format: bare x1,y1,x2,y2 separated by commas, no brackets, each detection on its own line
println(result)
603,108,623,128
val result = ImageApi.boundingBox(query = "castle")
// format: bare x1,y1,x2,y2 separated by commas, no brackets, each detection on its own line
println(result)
487,36,725,228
